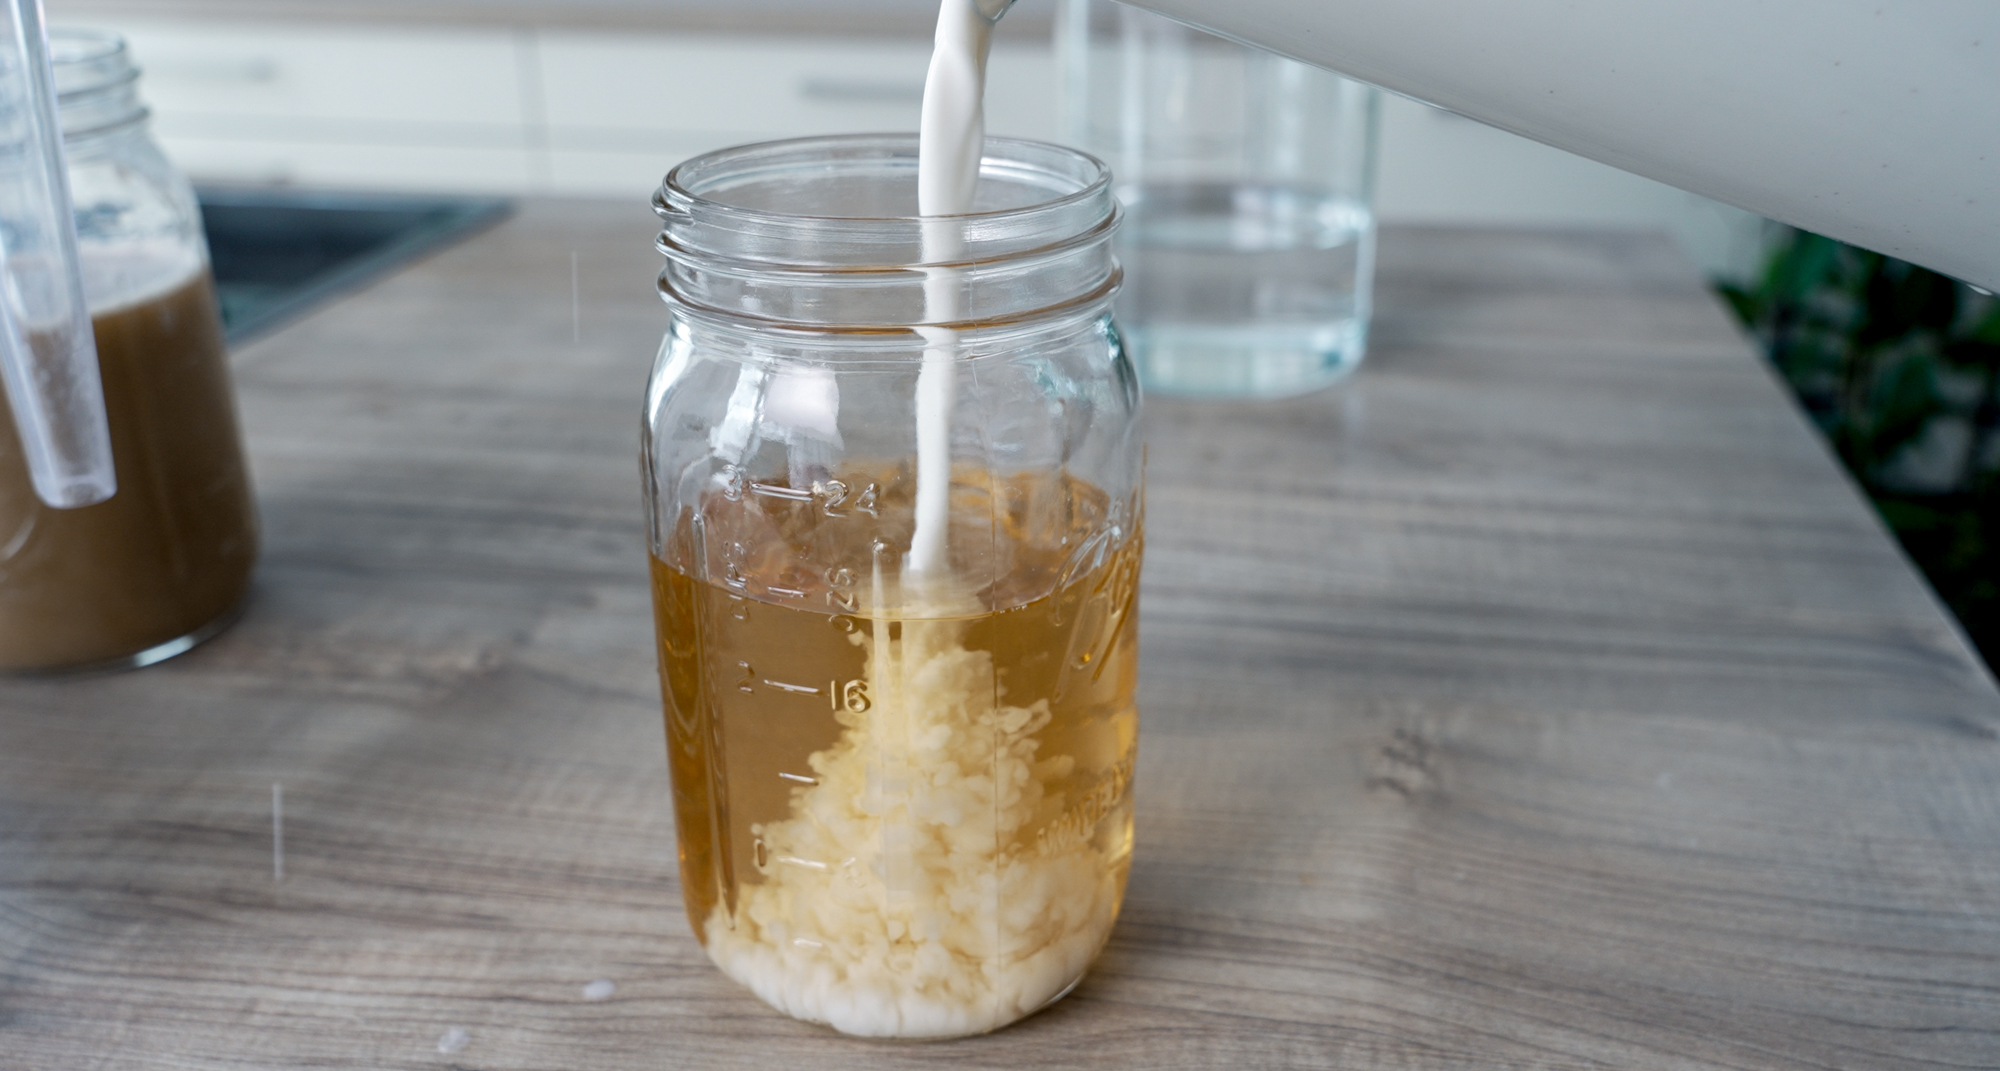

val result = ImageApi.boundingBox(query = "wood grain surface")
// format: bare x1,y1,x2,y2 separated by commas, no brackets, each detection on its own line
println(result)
2,202,1996,1069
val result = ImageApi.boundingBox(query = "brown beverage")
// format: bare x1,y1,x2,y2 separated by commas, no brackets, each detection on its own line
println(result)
0,271,256,671
650,466,1140,1037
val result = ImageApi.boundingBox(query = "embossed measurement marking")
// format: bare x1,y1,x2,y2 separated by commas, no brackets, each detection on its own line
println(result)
829,678,871,713
778,771,820,785
1035,750,1136,857
749,481,813,502
745,676,871,712
812,479,848,514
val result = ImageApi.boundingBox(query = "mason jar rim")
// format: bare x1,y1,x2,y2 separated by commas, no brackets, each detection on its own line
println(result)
51,29,139,98
652,133,1119,276
653,134,1122,332
658,133,1112,228
49,28,146,141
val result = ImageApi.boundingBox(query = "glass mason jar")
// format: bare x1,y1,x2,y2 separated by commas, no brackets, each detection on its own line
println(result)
1058,0,1380,398
642,134,1142,1038
0,29,257,671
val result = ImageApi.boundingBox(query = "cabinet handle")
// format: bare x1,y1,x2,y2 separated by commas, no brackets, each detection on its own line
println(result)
148,56,280,84
797,77,923,104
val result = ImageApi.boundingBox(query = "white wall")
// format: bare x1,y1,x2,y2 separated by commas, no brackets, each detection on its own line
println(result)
91,17,1768,280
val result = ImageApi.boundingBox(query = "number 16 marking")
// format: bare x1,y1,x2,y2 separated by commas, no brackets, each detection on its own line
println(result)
829,679,871,713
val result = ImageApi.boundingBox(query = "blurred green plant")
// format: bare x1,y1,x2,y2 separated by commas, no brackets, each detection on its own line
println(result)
1719,230,2000,666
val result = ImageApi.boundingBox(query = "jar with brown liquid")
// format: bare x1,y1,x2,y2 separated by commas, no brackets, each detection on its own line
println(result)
0,30,256,672
643,135,1141,1037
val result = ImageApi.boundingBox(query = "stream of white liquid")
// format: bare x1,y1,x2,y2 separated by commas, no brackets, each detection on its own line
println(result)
905,0,1002,590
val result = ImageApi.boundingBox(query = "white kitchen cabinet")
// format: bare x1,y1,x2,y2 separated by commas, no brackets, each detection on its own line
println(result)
538,34,931,145
92,19,1052,200
120,21,530,126
154,135,538,192
537,32,1054,197
62,12,1762,276
101,19,538,188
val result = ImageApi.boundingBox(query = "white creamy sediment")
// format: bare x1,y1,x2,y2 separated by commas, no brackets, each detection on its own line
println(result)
702,615,1121,1038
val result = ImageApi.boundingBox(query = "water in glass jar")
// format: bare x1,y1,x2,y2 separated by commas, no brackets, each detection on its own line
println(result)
1117,182,1374,398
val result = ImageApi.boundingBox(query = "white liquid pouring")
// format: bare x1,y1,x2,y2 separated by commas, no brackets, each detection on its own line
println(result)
906,0,1009,590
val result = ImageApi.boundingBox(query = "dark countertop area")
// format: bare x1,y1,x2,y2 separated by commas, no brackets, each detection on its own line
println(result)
200,188,510,344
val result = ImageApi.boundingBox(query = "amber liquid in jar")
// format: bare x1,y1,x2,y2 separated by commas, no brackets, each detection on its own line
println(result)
0,270,256,671
649,467,1140,1038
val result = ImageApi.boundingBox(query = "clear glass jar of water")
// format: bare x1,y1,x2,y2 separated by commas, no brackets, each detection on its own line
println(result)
1059,0,1380,398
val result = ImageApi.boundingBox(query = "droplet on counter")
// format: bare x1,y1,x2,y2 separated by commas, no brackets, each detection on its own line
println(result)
582,978,616,1001
437,1027,470,1054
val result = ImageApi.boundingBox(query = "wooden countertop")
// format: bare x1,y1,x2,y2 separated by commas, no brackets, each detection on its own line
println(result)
3,202,1996,1069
